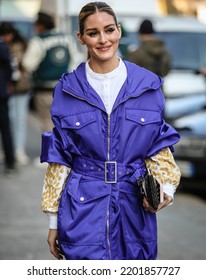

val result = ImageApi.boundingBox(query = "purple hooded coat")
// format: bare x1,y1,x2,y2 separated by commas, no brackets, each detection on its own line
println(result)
41,61,180,260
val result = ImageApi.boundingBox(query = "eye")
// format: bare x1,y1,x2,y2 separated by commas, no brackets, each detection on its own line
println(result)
105,27,115,34
87,31,98,37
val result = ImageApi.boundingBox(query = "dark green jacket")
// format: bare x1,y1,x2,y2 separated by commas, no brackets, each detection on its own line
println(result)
127,38,171,77
33,31,70,88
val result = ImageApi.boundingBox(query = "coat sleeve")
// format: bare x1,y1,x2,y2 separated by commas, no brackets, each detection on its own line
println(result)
40,127,72,167
146,119,180,158
22,37,44,73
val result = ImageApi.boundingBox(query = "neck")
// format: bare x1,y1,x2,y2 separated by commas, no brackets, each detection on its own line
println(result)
89,56,119,74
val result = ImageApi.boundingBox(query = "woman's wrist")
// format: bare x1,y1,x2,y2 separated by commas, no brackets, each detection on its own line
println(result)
46,212,58,229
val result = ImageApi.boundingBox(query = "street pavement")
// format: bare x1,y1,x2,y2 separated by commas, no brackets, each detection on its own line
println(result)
0,113,206,260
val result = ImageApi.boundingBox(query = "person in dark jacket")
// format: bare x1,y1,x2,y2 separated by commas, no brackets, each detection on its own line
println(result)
0,32,15,174
127,19,171,77
40,1,181,260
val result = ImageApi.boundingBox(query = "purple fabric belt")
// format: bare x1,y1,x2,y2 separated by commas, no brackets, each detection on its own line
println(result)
72,155,146,184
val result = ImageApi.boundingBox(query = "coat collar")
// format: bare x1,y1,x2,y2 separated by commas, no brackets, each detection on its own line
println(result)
61,60,163,112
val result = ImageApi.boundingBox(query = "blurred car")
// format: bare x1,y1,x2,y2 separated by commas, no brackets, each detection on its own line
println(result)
172,110,206,189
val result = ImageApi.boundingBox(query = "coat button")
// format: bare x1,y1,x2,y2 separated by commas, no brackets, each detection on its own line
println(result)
141,118,145,122
76,122,80,126
80,197,84,201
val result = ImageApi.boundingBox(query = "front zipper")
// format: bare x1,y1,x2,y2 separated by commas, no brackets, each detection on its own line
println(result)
106,113,112,259
107,114,111,161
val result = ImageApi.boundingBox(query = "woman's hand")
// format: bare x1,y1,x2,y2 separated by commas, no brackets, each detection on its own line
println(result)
143,193,173,213
47,229,63,260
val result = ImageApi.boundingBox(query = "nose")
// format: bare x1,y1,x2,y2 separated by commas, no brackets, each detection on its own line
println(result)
99,32,107,44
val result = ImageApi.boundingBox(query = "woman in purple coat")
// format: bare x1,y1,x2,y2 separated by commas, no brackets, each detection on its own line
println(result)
41,1,181,260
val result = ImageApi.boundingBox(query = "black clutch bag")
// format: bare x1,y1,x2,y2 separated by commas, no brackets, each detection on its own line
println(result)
138,170,162,210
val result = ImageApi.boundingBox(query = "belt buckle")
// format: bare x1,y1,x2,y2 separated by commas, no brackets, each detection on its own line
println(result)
105,161,117,184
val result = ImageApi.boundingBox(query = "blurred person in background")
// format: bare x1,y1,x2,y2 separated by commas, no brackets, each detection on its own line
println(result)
22,11,82,134
127,19,171,78
0,22,32,166
0,28,16,174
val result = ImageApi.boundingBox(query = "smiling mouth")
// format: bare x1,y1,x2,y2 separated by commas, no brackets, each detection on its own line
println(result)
98,46,111,52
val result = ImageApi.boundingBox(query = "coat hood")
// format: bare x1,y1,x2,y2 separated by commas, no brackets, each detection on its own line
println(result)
59,60,163,111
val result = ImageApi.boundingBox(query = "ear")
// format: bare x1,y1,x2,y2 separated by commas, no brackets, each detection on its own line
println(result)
77,32,85,45
117,24,122,39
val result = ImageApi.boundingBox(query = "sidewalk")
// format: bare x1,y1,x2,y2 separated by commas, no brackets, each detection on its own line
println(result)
0,112,52,260
0,164,52,260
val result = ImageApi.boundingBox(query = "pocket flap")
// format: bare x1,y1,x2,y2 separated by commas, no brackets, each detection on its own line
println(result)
60,111,96,129
126,109,161,125
67,173,110,204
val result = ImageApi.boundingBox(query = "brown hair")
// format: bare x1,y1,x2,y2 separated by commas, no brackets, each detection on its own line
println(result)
35,12,55,30
78,1,118,35
0,22,27,49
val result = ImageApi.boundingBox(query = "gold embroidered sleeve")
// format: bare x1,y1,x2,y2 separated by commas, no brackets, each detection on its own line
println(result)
41,163,71,213
145,147,181,189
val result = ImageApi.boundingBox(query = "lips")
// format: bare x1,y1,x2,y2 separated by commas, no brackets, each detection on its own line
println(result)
97,46,111,52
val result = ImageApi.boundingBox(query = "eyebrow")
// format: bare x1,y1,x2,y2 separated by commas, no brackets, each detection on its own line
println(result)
85,24,116,32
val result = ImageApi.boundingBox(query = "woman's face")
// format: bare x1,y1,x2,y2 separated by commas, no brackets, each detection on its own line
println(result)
78,11,121,63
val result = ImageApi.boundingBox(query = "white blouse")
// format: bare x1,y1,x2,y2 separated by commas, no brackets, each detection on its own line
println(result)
86,58,127,114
